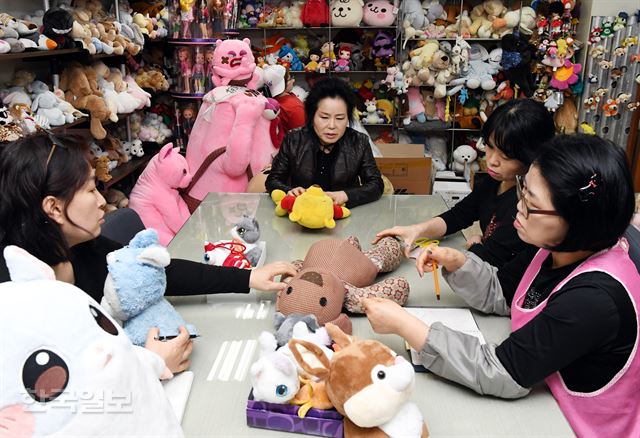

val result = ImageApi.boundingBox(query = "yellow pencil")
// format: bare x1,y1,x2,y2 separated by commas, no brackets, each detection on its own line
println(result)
432,260,440,300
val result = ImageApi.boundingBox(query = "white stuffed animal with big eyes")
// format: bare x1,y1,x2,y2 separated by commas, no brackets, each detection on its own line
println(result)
250,331,300,404
0,246,183,437
330,0,365,27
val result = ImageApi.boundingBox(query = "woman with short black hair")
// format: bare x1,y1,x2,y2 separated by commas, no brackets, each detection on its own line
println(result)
265,77,383,208
375,99,556,268
365,134,639,436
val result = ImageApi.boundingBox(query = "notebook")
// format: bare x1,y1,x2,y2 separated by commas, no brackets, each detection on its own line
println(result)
162,371,194,423
404,307,486,372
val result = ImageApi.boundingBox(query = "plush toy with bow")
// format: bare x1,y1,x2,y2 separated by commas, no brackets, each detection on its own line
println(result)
0,246,182,437
271,186,350,229
101,229,197,346
185,38,279,199
203,215,264,268
277,236,409,334
129,143,192,246
289,323,428,438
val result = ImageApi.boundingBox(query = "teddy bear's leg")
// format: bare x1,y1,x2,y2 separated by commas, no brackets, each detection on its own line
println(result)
345,235,361,250
343,277,410,313
363,236,403,272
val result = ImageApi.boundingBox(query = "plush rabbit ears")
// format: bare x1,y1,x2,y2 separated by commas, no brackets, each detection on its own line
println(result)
288,323,354,380
3,246,55,282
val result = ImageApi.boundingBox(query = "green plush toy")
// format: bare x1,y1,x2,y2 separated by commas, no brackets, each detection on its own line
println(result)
271,185,350,229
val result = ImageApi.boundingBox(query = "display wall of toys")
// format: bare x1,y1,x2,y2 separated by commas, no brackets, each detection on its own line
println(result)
232,0,403,140
0,0,175,210
578,12,640,145
396,0,583,179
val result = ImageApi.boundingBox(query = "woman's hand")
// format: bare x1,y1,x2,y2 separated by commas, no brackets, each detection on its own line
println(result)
325,190,348,205
465,234,483,249
249,261,298,292
373,224,421,257
416,245,467,276
145,326,193,374
287,187,306,196
363,297,430,350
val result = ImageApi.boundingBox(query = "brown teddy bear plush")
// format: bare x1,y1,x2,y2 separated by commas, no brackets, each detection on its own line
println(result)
276,236,409,334
103,188,129,212
94,155,112,182
98,134,129,166
59,63,114,139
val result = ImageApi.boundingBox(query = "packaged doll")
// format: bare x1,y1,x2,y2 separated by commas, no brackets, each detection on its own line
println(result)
177,47,193,93
193,47,206,93
180,0,196,38
198,0,210,38
205,47,216,90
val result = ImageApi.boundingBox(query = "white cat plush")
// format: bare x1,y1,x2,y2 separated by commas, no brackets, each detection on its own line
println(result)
0,246,183,437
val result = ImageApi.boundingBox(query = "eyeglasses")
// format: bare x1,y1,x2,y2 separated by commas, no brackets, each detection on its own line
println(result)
515,174,560,219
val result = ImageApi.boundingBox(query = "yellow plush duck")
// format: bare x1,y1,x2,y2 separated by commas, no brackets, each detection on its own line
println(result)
271,186,350,229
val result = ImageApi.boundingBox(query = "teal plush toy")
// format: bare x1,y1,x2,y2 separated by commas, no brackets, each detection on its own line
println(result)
102,229,197,346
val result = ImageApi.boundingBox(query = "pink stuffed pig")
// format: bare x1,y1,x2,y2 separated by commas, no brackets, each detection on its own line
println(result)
185,38,279,198
363,0,397,26
129,143,192,245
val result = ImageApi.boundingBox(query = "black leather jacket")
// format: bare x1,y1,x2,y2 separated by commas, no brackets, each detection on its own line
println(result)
265,127,383,208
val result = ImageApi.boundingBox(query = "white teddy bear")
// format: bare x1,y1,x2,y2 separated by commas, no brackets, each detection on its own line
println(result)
452,144,480,179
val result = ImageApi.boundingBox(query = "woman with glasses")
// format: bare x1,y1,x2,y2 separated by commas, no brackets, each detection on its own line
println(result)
265,77,383,207
0,131,297,374
374,99,555,268
364,134,639,436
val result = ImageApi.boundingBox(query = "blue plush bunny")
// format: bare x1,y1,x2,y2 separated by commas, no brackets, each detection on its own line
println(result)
102,229,197,346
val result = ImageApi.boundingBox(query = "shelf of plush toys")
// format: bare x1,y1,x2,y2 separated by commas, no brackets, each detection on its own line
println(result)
393,0,587,172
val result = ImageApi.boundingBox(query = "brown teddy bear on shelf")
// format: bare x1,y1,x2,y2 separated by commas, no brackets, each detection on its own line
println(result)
103,188,129,212
276,236,409,335
94,155,112,182
99,135,129,166
59,63,114,140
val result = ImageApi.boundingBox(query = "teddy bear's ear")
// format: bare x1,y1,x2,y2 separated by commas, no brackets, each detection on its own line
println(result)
137,245,171,268
242,38,251,46
288,339,331,380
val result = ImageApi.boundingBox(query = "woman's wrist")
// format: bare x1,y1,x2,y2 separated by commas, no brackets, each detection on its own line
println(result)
398,314,430,351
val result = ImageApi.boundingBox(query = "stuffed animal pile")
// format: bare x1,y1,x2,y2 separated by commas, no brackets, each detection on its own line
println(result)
0,246,183,437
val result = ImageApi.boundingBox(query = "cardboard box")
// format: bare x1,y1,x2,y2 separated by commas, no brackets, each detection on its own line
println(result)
246,391,344,437
433,174,472,209
375,143,432,195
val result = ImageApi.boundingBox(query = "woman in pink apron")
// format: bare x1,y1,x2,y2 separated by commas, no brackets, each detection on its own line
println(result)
363,134,639,437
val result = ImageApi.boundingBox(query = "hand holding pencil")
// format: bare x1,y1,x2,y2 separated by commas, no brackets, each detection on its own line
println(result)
416,246,468,299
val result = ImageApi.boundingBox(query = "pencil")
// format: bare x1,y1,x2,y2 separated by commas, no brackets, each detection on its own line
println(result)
432,260,440,300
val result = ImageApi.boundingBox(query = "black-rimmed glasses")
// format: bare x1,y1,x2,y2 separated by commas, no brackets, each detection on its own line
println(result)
516,174,561,219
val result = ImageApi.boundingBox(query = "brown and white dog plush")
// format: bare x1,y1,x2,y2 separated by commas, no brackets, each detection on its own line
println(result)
290,323,429,438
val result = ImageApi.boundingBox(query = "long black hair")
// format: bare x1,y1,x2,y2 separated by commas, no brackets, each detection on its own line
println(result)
0,131,92,266
304,77,356,136
535,134,635,252
482,99,555,166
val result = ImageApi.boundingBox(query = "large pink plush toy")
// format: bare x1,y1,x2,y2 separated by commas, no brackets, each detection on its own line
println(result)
129,143,192,245
185,38,279,199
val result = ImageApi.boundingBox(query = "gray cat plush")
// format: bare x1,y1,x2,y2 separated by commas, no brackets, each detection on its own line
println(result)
231,215,262,266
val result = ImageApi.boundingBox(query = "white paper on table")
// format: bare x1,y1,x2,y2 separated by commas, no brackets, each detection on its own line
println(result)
404,307,485,367
162,371,194,423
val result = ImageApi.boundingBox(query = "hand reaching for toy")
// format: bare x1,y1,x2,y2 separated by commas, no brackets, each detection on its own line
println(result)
465,234,483,249
145,326,193,375
373,224,421,258
325,190,348,205
250,261,298,292
287,187,306,196
416,245,466,276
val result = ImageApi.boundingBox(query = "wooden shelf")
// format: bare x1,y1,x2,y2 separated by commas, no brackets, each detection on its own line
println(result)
235,25,397,31
103,155,152,189
291,70,386,74
0,48,127,62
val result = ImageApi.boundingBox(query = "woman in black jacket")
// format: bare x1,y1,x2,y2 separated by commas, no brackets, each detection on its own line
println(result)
265,77,384,208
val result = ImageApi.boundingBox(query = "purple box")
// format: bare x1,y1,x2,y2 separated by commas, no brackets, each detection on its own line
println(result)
246,390,344,437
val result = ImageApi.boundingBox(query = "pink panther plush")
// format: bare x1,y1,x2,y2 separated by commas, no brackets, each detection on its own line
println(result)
185,38,279,198
129,143,192,245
